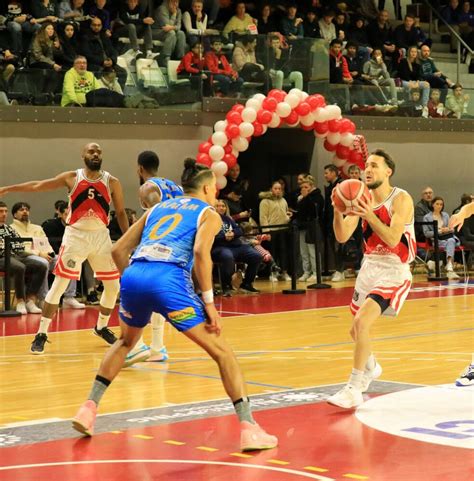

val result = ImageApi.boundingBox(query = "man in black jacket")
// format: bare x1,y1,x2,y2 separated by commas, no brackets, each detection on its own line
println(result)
393,14,418,52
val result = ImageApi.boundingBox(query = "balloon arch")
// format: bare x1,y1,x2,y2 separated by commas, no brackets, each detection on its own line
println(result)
196,89,368,190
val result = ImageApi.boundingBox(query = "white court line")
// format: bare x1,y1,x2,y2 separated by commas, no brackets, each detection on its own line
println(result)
0,459,335,480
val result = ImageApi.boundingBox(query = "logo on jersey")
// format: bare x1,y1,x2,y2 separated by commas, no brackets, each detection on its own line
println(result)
67,259,77,269
353,290,359,302
168,307,197,323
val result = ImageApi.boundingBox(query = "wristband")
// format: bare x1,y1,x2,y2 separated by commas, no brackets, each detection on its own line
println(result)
202,289,214,304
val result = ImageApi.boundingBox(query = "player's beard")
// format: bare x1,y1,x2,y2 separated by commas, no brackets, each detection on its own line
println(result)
85,158,102,171
367,180,383,190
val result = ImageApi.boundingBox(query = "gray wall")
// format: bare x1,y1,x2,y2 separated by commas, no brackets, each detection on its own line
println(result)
0,122,473,224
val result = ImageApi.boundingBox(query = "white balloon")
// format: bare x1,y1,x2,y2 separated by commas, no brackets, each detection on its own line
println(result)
262,125,268,134
327,132,341,145
268,112,281,128
216,175,228,190
231,147,239,157
300,114,314,126
245,98,261,111
300,91,309,100
252,93,266,103
340,133,355,147
284,93,300,109
325,104,342,120
312,107,328,122
241,107,257,123
232,136,249,152
214,120,227,132
288,88,303,99
332,155,346,168
209,144,225,161
211,160,228,176
276,102,291,118
239,121,255,137
211,131,228,147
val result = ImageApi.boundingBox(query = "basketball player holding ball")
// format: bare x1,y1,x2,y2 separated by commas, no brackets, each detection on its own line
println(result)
327,149,416,408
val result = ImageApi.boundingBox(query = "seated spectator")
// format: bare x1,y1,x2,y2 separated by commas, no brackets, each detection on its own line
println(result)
0,49,16,92
427,89,448,118
10,201,85,309
415,186,434,243
398,88,424,117
333,11,349,43
182,0,209,45
259,181,292,281
88,0,112,37
419,44,455,90
58,0,89,31
423,196,460,278
205,36,244,97
30,0,59,25
152,0,186,67
453,193,473,214
81,17,127,88
439,0,467,52
255,3,278,35
61,55,99,106
294,174,324,283
266,34,303,90
446,83,471,118
177,40,207,91
232,35,270,89
56,21,80,69
318,9,336,42
344,41,365,83
115,0,154,58
393,14,418,54
413,16,432,48
5,0,42,57
280,2,304,41
347,15,370,53
212,199,262,295
97,67,123,94
303,9,320,38
362,48,398,104
218,163,250,219
366,10,397,72
222,1,257,41
329,38,352,111
0,201,47,315
398,46,430,107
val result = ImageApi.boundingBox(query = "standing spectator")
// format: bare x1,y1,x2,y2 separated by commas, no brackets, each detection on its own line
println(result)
398,46,430,107
446,83,471,118
348,164,362,179
288,172,310,210
295,175,324,282
222,1,257,41
56,21,80,69
0,201,46,315
303,9,320,38
266,33,303,90
177,40,207,91
427,89,448,118
439,0,464,52
362,48,398,104
378,0,402,20
5,0,42,57
322,164,344,281
259,181,292,281
280,2,304,41
419,44,454,90
61,55,99,106
212,199,262,295
88,0,111,37
347,15,370,55
423,196,460,278
415,186,434,242
393,14,418,54
115,0,154,58
232,35,270,89
218,163,250,220
182,0,208,45
152,0,186,67
255,3,278,35
205,36,244,97
318,9,336,42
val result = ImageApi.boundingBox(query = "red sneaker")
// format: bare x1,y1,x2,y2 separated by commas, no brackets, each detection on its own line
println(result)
240,421,278,452
72,400,97,436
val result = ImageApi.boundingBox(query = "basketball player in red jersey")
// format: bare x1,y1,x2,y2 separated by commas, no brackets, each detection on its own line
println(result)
0,143,129,354
327,149,416,408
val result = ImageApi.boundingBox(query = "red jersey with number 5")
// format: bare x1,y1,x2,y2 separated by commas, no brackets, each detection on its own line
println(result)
67,169,112,230
362,187,416,264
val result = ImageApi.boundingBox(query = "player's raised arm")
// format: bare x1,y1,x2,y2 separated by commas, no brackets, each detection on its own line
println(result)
449,202,474,231
110,177,129,234
0,171,75,197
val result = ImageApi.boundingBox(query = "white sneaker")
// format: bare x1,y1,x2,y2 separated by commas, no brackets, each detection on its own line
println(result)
307,274,317,282
327,385,363,409
446,261,454,272
456,364,474,386
360,362,383,392
298,273,311,282
331,271,345,282
123,345,151,368
427,260,435,271
16,302,27,315
269,274,278,282
279,273,291,282
447,270,460,279
63,297,86,309
26,300,42,314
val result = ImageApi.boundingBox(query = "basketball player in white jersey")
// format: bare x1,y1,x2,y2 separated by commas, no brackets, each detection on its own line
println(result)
327,149,416,408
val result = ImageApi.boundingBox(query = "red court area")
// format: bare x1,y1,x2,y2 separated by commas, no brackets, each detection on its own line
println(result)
0,401,468,481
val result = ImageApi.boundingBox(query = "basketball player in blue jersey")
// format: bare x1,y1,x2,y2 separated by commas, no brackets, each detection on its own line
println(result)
73,159,278,452
123,150,185,366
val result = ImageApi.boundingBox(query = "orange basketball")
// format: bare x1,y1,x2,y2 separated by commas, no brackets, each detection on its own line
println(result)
333,179,371,215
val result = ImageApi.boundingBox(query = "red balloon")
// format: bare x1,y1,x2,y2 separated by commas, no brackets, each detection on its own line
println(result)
347,120,356,134
196,153,212,167
226,110,242,125
324,139,338,152
232,104,245,113
226,123,241,139
223,153,237,168
349,149,363,165
328,119,341,132
307,94,326,110
268,89,286,102
295,102,311,116
198,141,212,154
253,122,264,136
314,121,329,134
301,123,314,131
338,118,353,133
257,108,273,124
223,143,233,154
336,144,351,159
285,110,299,125
261,97,278,112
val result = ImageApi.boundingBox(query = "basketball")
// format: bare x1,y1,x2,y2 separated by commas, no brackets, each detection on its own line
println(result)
333,179,371,215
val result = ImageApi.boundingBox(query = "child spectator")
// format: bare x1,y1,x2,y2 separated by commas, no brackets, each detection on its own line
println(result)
446,83,471,118
176,40,207,91
427,89,448,118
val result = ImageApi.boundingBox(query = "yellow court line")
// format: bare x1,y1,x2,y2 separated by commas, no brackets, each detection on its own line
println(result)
229,452,253,458
164,440,186,445
267,459,290,465
343,474,369,480
196,446,219,452
304,466,329,473
133,434,154,440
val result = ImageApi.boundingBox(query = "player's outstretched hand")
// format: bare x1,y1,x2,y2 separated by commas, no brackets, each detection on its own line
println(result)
204,303,222,336
449,212,465,232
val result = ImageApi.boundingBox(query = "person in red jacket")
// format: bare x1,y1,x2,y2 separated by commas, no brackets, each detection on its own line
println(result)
176,40,208,92
205,36,244,97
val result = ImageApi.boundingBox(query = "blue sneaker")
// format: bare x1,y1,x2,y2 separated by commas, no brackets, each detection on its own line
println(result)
146,346,169,362
123,345,151,368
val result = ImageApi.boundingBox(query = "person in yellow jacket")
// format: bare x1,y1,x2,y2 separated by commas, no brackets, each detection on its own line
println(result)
61,55,99,106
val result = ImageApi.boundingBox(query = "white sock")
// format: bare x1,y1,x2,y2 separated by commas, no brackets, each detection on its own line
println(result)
365,354,376,372
96,313,110,330
38,317,52,334
151,313,165,351
348,368,364,390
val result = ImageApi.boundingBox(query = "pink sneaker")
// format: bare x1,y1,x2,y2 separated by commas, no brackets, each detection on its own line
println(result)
240,421,278,452
72,400,97,436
